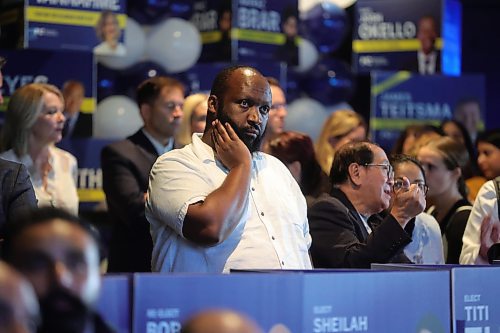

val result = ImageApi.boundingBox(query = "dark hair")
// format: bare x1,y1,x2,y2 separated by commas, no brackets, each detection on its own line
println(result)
476,128,500,149
268,131,327,196
423,136,470,199
390,154,427,184
0,56,6,69
330,141,374,187
2,207,102,262
391,124,444,155
440,119,478,179
136,76,185,108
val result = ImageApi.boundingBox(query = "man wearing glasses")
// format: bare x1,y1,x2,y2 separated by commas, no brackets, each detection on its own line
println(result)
261,77,288,153
101,76,185,272
308,141,426,268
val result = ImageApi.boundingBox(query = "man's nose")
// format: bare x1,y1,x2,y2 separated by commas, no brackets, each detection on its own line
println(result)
173,105,183,118
248,107,262,124
52,262,73,288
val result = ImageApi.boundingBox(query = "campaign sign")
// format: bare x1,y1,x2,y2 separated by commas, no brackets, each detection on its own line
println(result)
0,48,95,116
26,0,127,54
58,138,115,210
370,71,485,152
452,267,500,333
353,0,461,75
303,270,450,333
96,275,131,333
191,0,298,65
133,273,302,333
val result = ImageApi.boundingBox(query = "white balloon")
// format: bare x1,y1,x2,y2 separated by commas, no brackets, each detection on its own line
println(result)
325,101,354,114
285,98,328,142
97,18,146,70
146,18,201,73
94,95,143,139
293,38,319,73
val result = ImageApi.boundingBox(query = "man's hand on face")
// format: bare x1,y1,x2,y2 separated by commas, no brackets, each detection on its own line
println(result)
212,119,251,170
390,176,426,228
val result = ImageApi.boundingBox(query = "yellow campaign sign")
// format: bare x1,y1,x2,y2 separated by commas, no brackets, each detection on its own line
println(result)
371,71,412,97
232,29,284,45
81,97,96,114
77,189,106,202
353,38,443,53
200,31,222,44
26,6,126,28
370,118,441,130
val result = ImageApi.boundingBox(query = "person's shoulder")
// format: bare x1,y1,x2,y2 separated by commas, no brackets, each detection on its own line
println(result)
0,149,18,162
478,179,496,195
51,146,77,164
0,157,20,170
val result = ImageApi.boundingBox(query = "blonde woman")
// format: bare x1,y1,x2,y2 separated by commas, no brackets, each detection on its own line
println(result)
315,109,366,175
175,93,208,147
94,10,125,56
0,83,79,214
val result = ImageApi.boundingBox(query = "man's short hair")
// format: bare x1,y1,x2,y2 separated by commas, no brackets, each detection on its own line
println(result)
136,76,185,108
210,65,263,102
1,207,102,262
330,141,374,186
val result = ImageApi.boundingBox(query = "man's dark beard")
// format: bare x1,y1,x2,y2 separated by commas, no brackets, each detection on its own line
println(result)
37,287,91,333
216,106,263,154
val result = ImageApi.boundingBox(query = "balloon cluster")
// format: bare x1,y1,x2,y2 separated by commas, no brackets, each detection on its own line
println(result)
95,10,202,138
285,0,354,141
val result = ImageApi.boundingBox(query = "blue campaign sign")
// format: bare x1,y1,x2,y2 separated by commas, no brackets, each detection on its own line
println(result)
26,0,127,53
0,48,95,116
58,138,116,210
452,267,500,333
191,0,298,64
97,275,131,333
303,271,450,333
353,0,461,75
370,71,485,152
133,273,303,333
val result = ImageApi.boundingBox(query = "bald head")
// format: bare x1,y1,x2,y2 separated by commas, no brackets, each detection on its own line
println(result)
0,261,40,333
181,309,262,333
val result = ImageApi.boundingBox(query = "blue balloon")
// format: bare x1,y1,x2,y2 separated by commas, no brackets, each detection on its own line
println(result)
301,57,354,105
301,2,349,53
127,0,193,25
97,61,169,101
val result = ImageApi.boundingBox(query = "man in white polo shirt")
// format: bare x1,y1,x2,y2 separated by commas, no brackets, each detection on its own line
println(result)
146,65,312,273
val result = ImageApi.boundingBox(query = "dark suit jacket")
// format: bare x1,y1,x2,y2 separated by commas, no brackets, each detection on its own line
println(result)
308,188,413,268
66,112,93,138
405,51,441,74
101,130,160,272
0,158,37,237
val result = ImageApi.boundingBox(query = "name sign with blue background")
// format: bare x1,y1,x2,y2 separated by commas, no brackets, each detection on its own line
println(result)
0,48,95,115
353,0,461,75
370,71,485,152
131,271,450,333
97,275,131,333
452,267,500,333
26,0,127,52
191,0,298,65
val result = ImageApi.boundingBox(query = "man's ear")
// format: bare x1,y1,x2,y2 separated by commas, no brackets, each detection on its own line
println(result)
348,163,363,186
207,95,218,118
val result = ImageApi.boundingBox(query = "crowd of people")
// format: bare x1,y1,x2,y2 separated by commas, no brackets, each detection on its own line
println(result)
0,58,499,332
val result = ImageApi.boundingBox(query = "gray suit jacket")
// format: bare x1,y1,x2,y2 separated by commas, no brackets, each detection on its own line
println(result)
0,158,37,237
